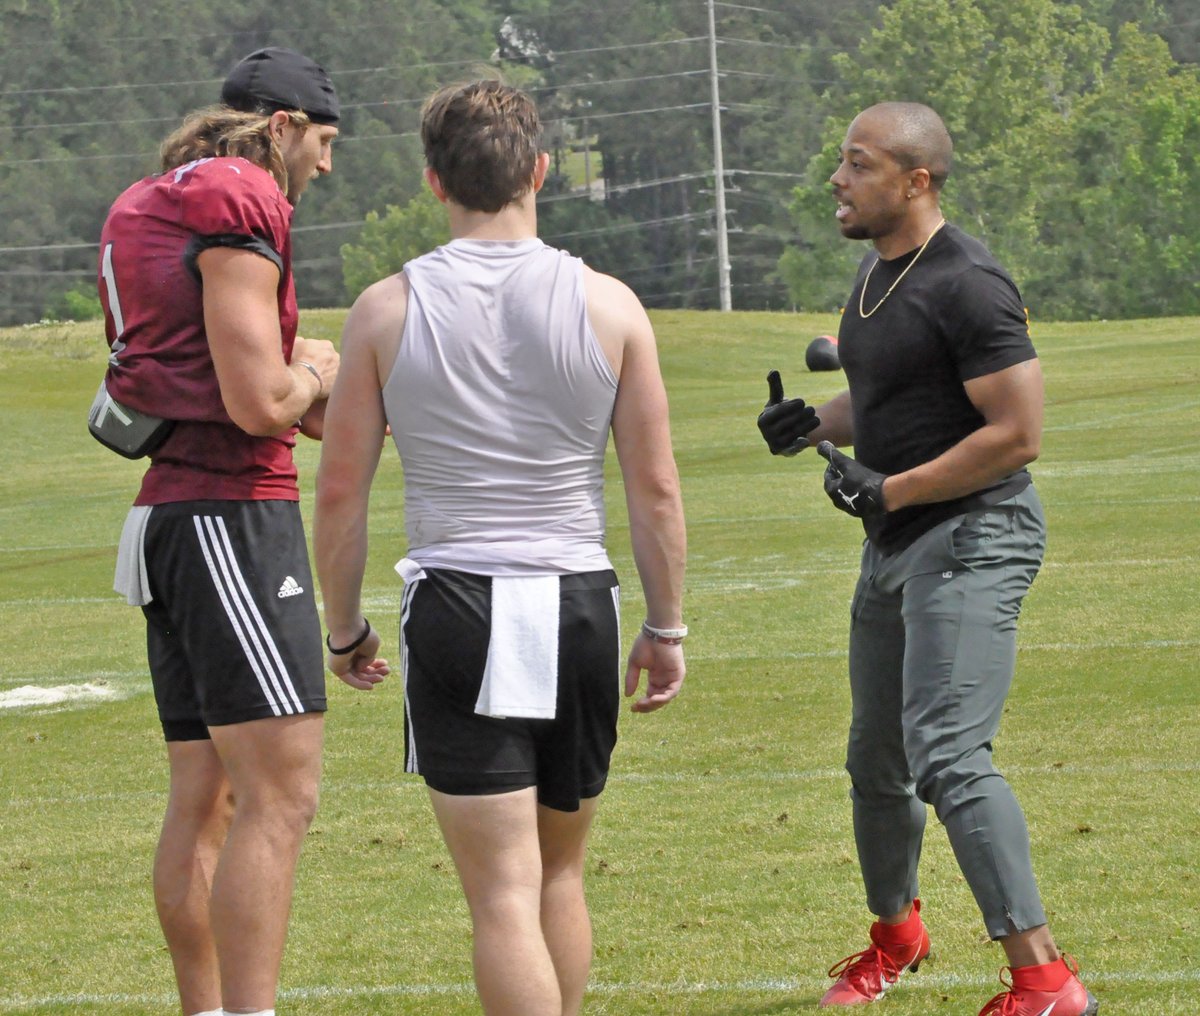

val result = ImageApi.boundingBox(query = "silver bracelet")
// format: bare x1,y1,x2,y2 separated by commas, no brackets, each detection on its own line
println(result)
641,620,688,645
296,360,323,397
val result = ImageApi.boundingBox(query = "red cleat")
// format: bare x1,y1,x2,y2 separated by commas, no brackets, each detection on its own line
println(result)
820,900,931,1006
978,956,1099,1016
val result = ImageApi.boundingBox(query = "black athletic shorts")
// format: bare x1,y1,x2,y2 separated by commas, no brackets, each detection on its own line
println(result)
401,567,621,812
140,500,326,741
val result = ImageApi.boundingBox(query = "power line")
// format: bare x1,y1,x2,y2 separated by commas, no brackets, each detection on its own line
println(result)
0,151,158,168
0,268,92,276
538,36,706,59
713,2,795,14
543,212,711,242
0,69,715,134
0,3,650,55
2,114,182,134
540,171,712,203
0,38,706,98
719,36,811,52
728,169,807,179
0,241,97,254
617,256,719,277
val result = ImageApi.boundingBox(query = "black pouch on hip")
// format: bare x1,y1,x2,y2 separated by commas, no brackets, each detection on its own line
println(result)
87,379,175,459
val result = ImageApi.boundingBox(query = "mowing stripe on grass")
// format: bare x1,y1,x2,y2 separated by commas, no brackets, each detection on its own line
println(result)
7,760,1198,808
1042,397,1200,431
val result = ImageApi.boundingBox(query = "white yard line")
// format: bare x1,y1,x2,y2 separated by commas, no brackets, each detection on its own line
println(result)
1,967,1196,1010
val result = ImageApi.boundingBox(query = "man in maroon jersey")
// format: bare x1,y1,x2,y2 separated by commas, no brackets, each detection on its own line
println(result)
95,49,378,1016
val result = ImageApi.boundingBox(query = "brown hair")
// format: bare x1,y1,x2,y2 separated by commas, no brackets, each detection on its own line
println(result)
420,80,542,212
158,105,312,193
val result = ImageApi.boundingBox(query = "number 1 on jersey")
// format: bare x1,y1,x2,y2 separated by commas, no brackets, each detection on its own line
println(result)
101,241,127,365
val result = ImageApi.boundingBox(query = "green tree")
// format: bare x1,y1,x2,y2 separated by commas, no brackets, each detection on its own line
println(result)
780,0,1112,315
340,187,450,300
1030,24,1200,317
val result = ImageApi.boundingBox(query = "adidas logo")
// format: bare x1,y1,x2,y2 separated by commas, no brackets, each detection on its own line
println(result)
277,576,304,599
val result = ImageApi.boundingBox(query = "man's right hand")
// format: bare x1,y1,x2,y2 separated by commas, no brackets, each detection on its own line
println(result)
292,336,340,401
325,623,390,691
757,369,819,456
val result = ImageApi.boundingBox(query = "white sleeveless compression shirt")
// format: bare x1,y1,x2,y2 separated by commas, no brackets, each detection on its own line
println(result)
383,238,619,576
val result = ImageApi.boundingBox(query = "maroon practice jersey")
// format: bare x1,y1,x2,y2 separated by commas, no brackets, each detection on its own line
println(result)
98,156,301,504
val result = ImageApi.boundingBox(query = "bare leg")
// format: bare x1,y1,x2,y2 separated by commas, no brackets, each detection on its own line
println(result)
1000,923,1060,967
430,787,562,1016
207,713,324,1013
155,739,234,1015
537,798,598,1016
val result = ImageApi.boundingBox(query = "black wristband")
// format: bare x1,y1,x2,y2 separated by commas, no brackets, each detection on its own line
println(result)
326,617,371,655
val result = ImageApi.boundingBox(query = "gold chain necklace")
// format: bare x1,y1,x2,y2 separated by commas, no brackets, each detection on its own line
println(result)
857,218,946,318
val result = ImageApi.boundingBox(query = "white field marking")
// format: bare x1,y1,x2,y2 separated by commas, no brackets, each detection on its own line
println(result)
0,596,122,606
6,553,1195,610
1048,495,1200,505
1035,458,1200,477
0,634,1191,699
1127,440,1200,458
2,789,164,808
1043,398,1200,432
1017,637,1200,652
0,541,116,553
1,967,1197,1010
1032,558,1196,570
611,760,1200,783
1042,332,1197,355
0,682,122,710
687,636,1199,661
0,669,144,689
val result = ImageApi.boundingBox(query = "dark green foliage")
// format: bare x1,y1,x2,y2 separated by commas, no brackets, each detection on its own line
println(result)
0,0,1197,322
777,0,1200,320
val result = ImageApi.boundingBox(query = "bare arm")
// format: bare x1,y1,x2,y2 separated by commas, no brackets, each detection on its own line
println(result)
199,247,339,436
883,358,1043,510
294,335,342,439
588,271,687,712
296,391,326,440
313,275,407,688
810,389,854,447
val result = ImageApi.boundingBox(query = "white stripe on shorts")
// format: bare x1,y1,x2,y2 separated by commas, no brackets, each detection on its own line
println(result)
399,576,421,774
192,514,303,716
611,584,621,688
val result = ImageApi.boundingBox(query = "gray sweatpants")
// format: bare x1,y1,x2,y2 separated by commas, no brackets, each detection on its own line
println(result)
846,485,1048,939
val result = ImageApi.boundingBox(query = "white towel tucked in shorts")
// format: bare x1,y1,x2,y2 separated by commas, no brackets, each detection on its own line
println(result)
476,575,560,719
113,505,154,606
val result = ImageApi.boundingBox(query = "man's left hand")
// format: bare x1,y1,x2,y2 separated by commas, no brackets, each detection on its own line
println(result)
816,441,888,518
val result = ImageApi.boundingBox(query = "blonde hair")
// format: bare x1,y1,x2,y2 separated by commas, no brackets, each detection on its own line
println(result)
420,80,542,212
158,105,312,192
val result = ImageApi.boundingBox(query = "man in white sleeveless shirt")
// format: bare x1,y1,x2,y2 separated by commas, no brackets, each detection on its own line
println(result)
312,80,687,1016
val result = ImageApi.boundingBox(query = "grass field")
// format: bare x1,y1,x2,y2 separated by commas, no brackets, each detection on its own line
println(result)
1,310,1197,1015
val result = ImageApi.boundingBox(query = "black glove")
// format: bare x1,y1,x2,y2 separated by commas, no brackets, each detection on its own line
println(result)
816,441,888,518
757,370,820,456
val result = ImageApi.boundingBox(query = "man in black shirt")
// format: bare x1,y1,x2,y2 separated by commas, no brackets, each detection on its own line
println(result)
757,103,1097,1016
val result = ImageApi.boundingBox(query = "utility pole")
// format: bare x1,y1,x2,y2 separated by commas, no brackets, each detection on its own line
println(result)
707,0,732,311
582,101,592,193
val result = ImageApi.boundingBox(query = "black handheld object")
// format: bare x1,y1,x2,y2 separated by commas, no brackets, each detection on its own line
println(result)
816,441,887,518
757,370,820,456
